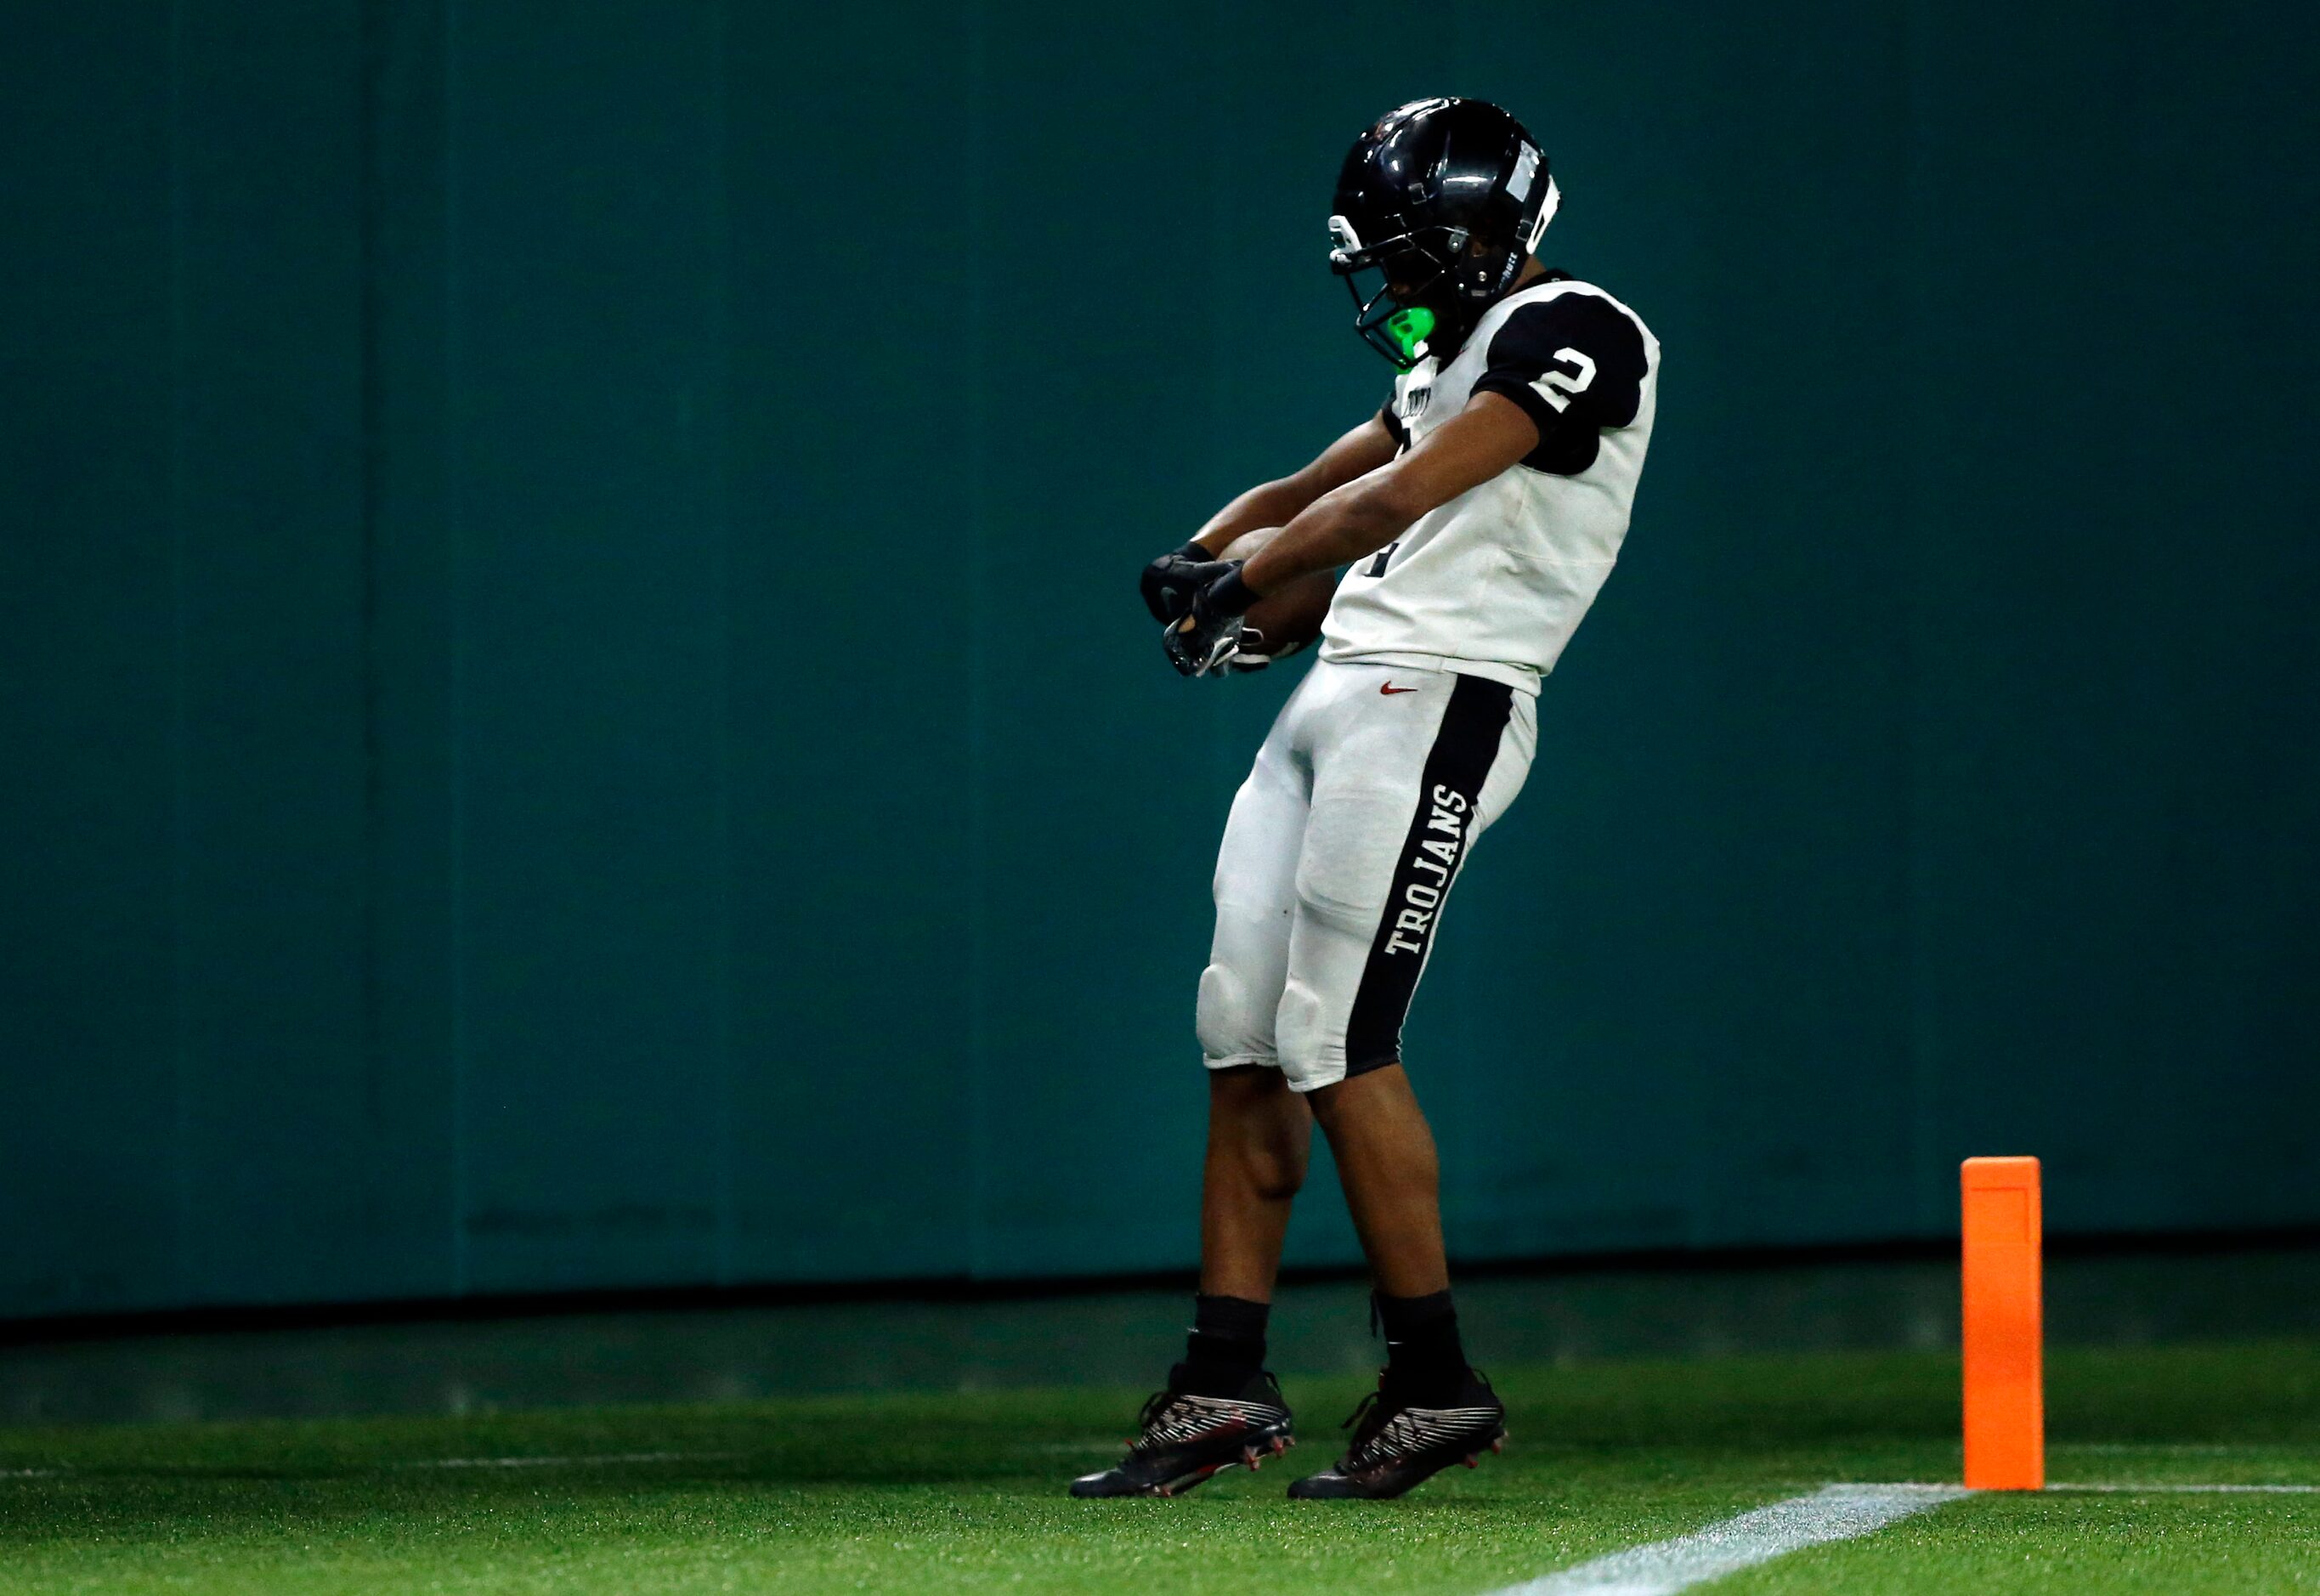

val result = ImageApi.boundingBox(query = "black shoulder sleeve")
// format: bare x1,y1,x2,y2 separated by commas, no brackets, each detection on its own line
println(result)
1377,398,1407,450
1470,291,1649,474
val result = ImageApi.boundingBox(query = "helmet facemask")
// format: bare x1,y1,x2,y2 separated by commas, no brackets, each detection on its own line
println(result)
1328,214,1468,370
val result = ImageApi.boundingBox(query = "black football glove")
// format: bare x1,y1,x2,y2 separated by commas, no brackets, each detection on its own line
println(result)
1140,541,1219,623
1163,563,1262,677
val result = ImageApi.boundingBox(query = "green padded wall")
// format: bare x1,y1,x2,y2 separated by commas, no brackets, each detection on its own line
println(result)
4,0,2316,1319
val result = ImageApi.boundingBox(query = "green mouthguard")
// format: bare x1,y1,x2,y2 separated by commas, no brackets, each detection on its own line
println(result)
1384,305,1436,366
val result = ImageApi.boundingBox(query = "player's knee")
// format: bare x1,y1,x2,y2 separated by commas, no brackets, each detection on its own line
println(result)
1197,960,1268,1061
1273,979,1344,1092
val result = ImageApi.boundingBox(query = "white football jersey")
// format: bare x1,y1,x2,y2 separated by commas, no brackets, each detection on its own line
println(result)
1318,274,1660,692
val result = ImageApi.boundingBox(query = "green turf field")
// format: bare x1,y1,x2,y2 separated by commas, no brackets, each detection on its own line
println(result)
1,1339,2312,1593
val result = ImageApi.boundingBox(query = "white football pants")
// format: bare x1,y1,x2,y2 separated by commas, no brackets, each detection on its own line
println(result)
1197,656,1537,1092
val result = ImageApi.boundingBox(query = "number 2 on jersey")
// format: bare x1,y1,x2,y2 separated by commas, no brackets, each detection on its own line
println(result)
1528,346,1597,413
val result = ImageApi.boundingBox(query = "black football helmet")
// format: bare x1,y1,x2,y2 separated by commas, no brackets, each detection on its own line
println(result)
1328,98,1559,369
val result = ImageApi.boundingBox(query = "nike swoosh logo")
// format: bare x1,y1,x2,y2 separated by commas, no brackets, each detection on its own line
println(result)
1379,682,1418,695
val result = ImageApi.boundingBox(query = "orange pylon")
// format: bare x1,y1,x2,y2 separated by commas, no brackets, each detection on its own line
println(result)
1961,1156,2044,1489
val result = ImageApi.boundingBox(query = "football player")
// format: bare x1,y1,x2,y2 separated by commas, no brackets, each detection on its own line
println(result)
1076,97,1661,1500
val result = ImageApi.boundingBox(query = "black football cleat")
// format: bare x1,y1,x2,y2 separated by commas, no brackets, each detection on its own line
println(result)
1069,1369,1295,1497
1286,1367,1507,1499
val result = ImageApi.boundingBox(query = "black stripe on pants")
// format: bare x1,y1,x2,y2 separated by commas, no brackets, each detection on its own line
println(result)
1343,674,1515,1077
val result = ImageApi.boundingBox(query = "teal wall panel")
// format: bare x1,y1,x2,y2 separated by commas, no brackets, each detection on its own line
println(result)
1,1,184,1311
168,0,376,1307
444,0,734,1293
720,3,981,1284
3,0,2315,1321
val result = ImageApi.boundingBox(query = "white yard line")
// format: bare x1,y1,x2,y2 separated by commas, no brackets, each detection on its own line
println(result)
402,1451,741,1469
3,1452,741,1480
2055,1443,2255,1455
1487,1483,1970,1596
1489,1478,2320,1596
2046,1481,2320,1494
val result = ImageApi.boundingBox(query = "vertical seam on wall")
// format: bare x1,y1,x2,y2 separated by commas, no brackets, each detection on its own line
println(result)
962,0,992,1278
167,0,195,1307
357,0,389,1262
707,0,737,1286
442,0,469,1296
1898,0,1942,1231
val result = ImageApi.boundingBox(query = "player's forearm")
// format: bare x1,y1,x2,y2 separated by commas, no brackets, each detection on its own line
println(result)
1190,478,1322,556
1185,416,1403,556
1239,477,1412,592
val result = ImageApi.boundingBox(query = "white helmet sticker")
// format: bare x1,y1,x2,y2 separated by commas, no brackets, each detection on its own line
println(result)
1508,143,1541,204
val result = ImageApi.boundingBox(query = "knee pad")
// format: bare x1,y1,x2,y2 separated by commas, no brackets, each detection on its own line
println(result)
1272,978,1345,1093
1197,959,1271,1063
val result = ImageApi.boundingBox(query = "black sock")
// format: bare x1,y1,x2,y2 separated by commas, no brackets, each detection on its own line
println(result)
1174,1293,1270,1397
1375,1289,1468,1403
